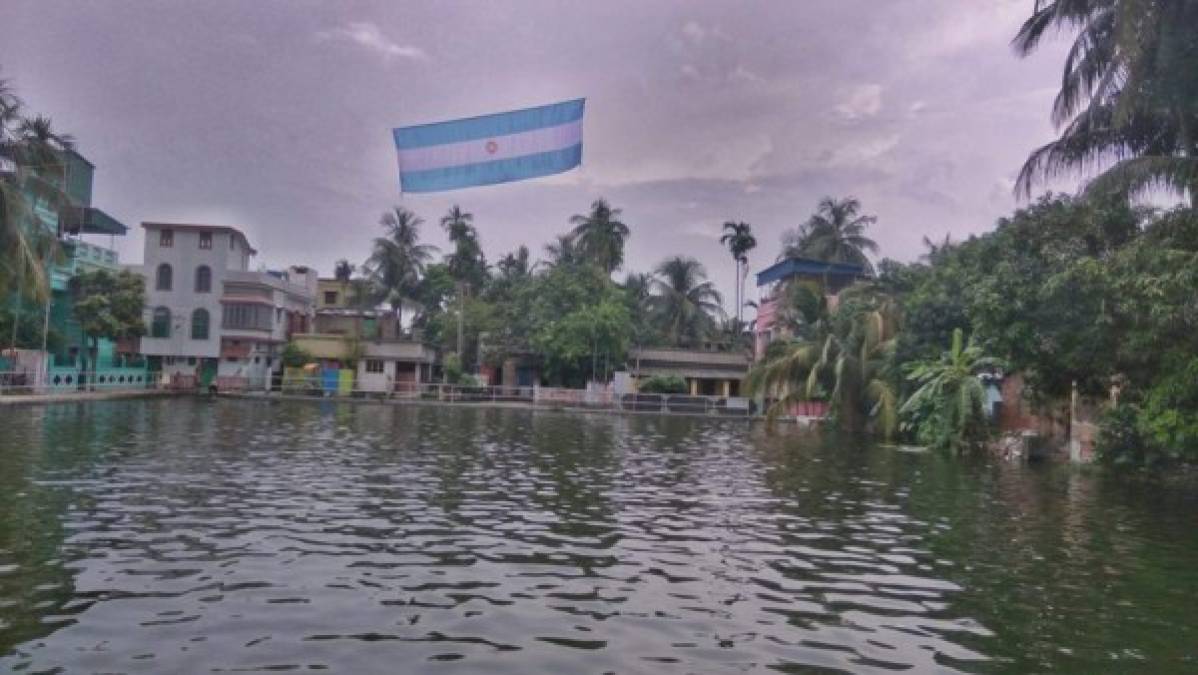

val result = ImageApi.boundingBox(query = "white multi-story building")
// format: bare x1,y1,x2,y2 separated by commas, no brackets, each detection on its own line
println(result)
130,222,316,387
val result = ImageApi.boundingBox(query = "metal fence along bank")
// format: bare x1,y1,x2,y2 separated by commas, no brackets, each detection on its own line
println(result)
0,364,829,423
222,375,758,418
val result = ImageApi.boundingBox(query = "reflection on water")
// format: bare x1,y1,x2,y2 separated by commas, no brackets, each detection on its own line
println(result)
1,399,1196,672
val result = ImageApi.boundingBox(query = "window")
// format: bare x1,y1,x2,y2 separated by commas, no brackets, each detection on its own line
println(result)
187,357,197,366
199,232,212,249
151,307,171,338
324,291,338,305
159,229,173,247
222,303,272,330
191,308,210,340
195,265,211,293
155,263,173,291
230,236,236,250
364,360,384,374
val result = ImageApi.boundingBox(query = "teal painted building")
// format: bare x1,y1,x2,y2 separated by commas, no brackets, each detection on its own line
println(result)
7,149,149,390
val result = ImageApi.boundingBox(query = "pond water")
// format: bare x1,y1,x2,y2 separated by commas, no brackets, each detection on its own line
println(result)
0,398,1196,673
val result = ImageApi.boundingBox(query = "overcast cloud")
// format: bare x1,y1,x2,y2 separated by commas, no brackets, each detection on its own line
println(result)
0,0,1068,309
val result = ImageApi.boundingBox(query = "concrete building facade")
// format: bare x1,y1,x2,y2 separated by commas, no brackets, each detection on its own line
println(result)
289,280,436,393
131,222,315,388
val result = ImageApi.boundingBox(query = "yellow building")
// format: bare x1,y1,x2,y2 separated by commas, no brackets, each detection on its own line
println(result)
627,347,751,397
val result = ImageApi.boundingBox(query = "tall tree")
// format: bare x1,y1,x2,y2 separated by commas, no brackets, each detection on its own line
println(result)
70,269,146,389
719,221,757,326
1014,0,1198,204
569,198,630,274
621,271,657,347
333,259,354,282
366,206,436,329
440,205,487,358
650,256,724,347
440,204,487,288
783,197,879,273
542,233,582,271
0,79,72,305
495,245,531,281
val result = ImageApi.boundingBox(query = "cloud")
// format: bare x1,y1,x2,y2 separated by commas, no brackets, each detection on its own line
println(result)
681,20,708,44
679,19,730,46
729,65,765,85
316,21,427,62
834,84,884,121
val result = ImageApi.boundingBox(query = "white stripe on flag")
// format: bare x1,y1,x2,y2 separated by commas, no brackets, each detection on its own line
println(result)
398,119,582,173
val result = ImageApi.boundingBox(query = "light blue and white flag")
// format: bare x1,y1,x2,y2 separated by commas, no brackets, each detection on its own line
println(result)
393,98,584,193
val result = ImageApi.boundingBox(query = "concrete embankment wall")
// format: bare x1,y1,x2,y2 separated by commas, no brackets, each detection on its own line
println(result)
0,389,187,408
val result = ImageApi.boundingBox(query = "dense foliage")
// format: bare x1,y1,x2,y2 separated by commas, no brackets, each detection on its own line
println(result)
340,200,733,388
1014,0,1198,204
900,329,1003,452
1,73,73,341
751,190,1198,459
636,375,688,394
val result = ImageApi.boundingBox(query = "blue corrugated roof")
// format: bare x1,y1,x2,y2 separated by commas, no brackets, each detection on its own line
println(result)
755,257,867,287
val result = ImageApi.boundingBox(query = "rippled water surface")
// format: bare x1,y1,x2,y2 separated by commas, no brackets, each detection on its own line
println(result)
1,399,1197,673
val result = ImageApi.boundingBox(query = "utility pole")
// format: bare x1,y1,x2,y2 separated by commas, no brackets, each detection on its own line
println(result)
456,281,466,359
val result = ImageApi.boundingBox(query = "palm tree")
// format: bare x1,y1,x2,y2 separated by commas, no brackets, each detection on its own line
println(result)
333,259,355,282
748,292,899,438
542,233,582,271
900,328,1004,452
649,256,724,347
719,221,757,327
1013,0,1198,204
440,204,485,286
0,92,72,305
495,245,531,281
621,271,656,346
367,206,437,329
783,197,879,273
569,198,630,274
919,234,954,264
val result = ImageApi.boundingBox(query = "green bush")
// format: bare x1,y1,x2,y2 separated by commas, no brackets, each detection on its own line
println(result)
443,354,464,384
1096,404,1146,466
638,375,688,394
281,342,312,368
1137,355,1198,463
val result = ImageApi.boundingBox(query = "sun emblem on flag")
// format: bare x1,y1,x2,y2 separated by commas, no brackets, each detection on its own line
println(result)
485,140,498,154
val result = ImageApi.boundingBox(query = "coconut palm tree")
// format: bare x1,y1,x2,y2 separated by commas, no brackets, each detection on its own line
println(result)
0,90,72,306
747,294,898,438
569,198,630,274
367,206,437,328
333,259,355,282
649,256,724,347
440,204,486,287
919,234,954,264
1013,0,1198,204
620,271,657,346
495,245,531,281
719,221,757,326
542,233,582,271
900,328,1004,452
782,197,879,273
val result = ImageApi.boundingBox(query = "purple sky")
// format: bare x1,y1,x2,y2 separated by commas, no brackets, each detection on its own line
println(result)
1,0,1068,309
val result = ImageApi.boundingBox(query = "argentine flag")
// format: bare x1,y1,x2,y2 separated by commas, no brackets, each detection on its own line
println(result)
393,99,584,193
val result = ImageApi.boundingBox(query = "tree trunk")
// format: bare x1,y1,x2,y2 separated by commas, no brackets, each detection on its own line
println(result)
734,258,740,327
